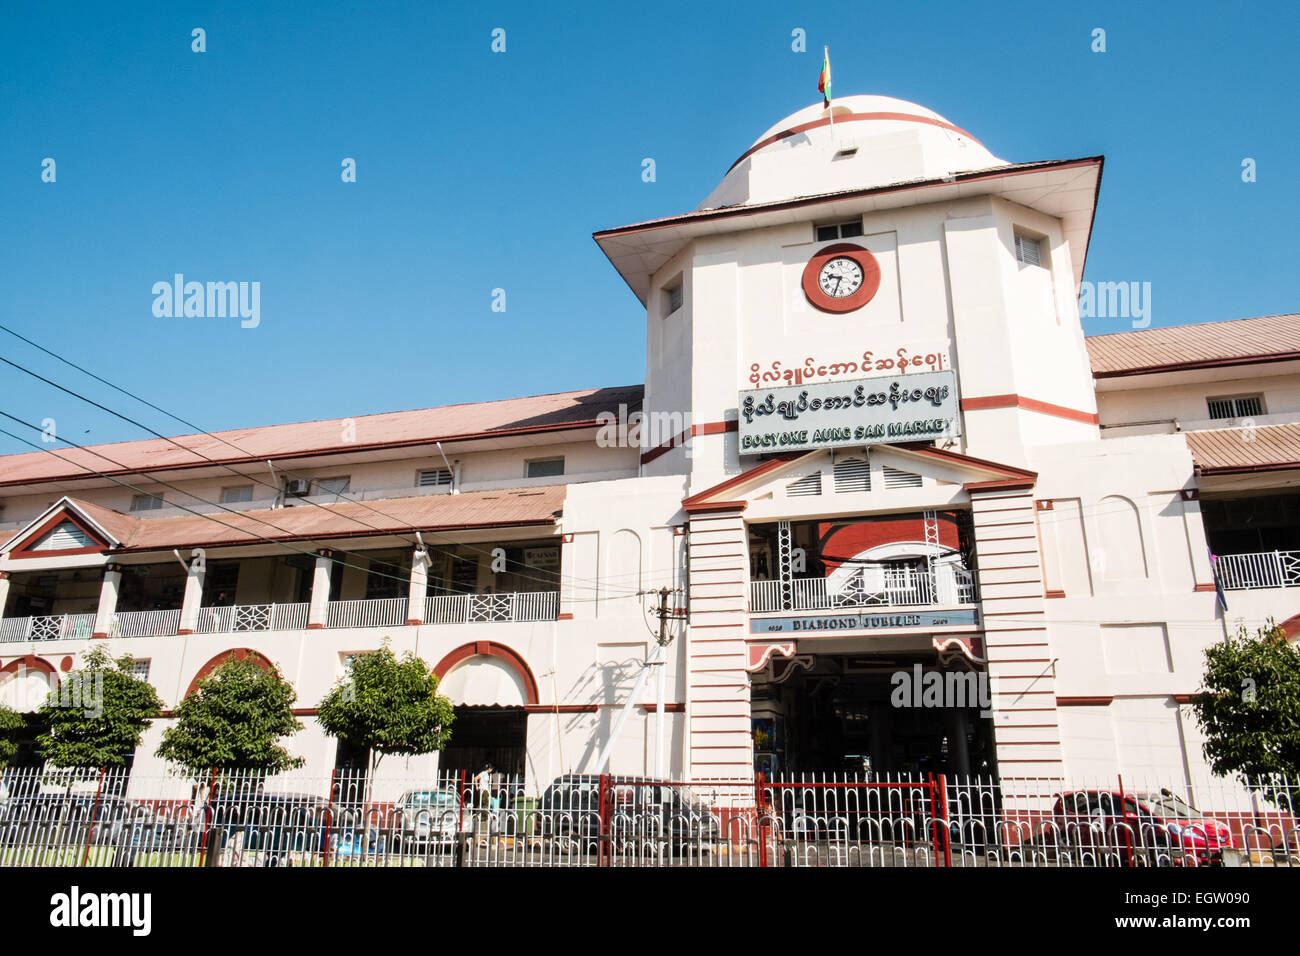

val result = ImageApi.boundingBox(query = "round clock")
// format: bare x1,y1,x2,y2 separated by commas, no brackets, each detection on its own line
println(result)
801,243,882,314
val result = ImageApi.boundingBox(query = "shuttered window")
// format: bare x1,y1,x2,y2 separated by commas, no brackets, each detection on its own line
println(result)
417,468,453,487
833,457,871,493
882,466,923,490
1207,395,1263,420
786,472,823,497
1014,233,1042,266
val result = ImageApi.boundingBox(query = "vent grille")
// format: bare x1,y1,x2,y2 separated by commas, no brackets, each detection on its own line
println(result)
31,520,94,552
1207,396,1263,420
833,458,871,493
417,468,453,488
882,467,923,490
786,472,823,497
1014,233,1042,266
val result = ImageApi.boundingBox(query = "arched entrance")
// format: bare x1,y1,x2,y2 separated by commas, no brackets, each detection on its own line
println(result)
433,643,538,779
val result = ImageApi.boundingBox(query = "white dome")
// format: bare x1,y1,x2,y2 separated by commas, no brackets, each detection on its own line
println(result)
699,95,1007,210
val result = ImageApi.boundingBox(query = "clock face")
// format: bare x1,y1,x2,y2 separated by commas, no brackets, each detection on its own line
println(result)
818,256,864,298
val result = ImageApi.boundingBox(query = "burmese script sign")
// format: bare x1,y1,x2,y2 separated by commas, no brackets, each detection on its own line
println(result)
738,370,961,455
751,608,979,634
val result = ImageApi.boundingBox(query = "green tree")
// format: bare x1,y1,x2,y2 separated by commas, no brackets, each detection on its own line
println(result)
0,703,24,767
37,647,162,769
156,654,303,776
317,642,454,783
1192,620,1300,807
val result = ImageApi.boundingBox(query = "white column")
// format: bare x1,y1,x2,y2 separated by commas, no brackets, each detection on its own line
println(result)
0,572,10,625
307,549,335,629
177,553,206,635
91,564,123,638
406,548,430,625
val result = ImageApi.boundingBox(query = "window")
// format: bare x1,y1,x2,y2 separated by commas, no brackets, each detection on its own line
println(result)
786,472,823,497
526,458,564,479
664,282,684,316
30,520,94,551
131,494,163,512
815,220,864,242
417,468,453,488
125,659,151,681
1207,395,1264,420
220,485,254,504
882,467,923,490
833,457,871,494
1014,232,1043,266
317,477,351,497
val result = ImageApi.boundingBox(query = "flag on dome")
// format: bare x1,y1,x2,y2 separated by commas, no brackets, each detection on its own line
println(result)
818,47,831,108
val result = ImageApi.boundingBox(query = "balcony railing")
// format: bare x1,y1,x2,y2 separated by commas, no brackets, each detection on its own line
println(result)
424,591,560,625
0,613,97,643
195,603,310,634
113,608,182,638
1215,550,1300,591
750,567,978,613
326,597,409,629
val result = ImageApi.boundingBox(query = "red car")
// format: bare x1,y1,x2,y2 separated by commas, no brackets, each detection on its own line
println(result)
1048,789,1234,866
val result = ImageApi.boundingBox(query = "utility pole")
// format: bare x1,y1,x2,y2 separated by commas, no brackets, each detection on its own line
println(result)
592,586,682,778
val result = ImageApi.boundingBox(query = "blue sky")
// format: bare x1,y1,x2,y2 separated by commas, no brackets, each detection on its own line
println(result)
1,1,1296,452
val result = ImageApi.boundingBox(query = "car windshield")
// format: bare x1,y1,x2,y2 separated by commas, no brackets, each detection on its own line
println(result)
404,791,455,805
1139,792,1198,819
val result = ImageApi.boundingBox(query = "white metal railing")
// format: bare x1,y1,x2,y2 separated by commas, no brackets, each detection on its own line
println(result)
750,566,978,613
112,608,182,638
0,613,97,643
326,597,409,629
194,603,310,634
1215,550,1300,591
424,591,560,625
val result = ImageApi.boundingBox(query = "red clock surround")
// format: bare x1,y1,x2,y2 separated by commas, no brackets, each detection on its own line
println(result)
801,243,882,314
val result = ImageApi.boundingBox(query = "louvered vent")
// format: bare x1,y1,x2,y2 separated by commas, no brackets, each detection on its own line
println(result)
31,520,94,551
882,467,923,490
833,457,870,493
1014,233,1042,266
786,472,823,497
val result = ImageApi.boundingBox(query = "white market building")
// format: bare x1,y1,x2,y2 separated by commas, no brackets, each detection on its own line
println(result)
2,95,1297,792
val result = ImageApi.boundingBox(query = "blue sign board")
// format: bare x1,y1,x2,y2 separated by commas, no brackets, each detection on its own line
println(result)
750,608,979,635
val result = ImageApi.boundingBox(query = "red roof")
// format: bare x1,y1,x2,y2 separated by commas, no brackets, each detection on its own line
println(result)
0,385,643,487
1087,314,1300,378
4,487,565,555
1186,423,1300,475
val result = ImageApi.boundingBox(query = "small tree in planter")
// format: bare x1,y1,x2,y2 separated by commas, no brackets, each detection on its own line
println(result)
157,654,304,778
38,647,162,775
316,642,454,802
1192,620,1300,809
0,703,23,768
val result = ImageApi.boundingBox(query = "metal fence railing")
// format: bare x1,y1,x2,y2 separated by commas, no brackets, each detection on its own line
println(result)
1215,550,1300,590
0,613,97,643
2,768,1296,869
112,609,182,638
424,591,559,625
194,603,309,634
751,567,978,613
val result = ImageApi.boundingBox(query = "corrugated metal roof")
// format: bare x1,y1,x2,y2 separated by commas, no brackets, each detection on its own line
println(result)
0,385,643,486
1185,423,1300,473
18,486,565,553
1087,314,1300,377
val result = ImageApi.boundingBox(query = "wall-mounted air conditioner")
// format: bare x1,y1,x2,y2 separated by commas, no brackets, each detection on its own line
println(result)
285,478,312,497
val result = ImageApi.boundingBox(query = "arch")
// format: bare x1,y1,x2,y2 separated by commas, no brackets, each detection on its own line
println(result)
0,656,59,712
185,648,277,699
1279,613,1300,642
606,528,643,593
1096,494,1148,582
432,641,539,707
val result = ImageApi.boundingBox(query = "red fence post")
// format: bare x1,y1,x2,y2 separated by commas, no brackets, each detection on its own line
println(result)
1118,774,1133,867
939,773,951,868
755,772,769,868
81,766,107,867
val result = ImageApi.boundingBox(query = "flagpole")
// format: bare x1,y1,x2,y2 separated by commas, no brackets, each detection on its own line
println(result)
823,46,836,148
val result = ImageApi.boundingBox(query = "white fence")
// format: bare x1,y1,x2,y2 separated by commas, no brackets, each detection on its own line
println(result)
112,609,182,638
0,613,97,643
194,603,310,634
424,591,559,625
326,597,409,629
751,567,978,613
1,768,1295,869
1216,550,1300,590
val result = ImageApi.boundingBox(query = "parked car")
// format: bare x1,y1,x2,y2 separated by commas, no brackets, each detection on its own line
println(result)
1047,790,1179,866
0,792,142,850
538,775,721,853
392,788,463,849
1136,789,1236,866
207,790,331,864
